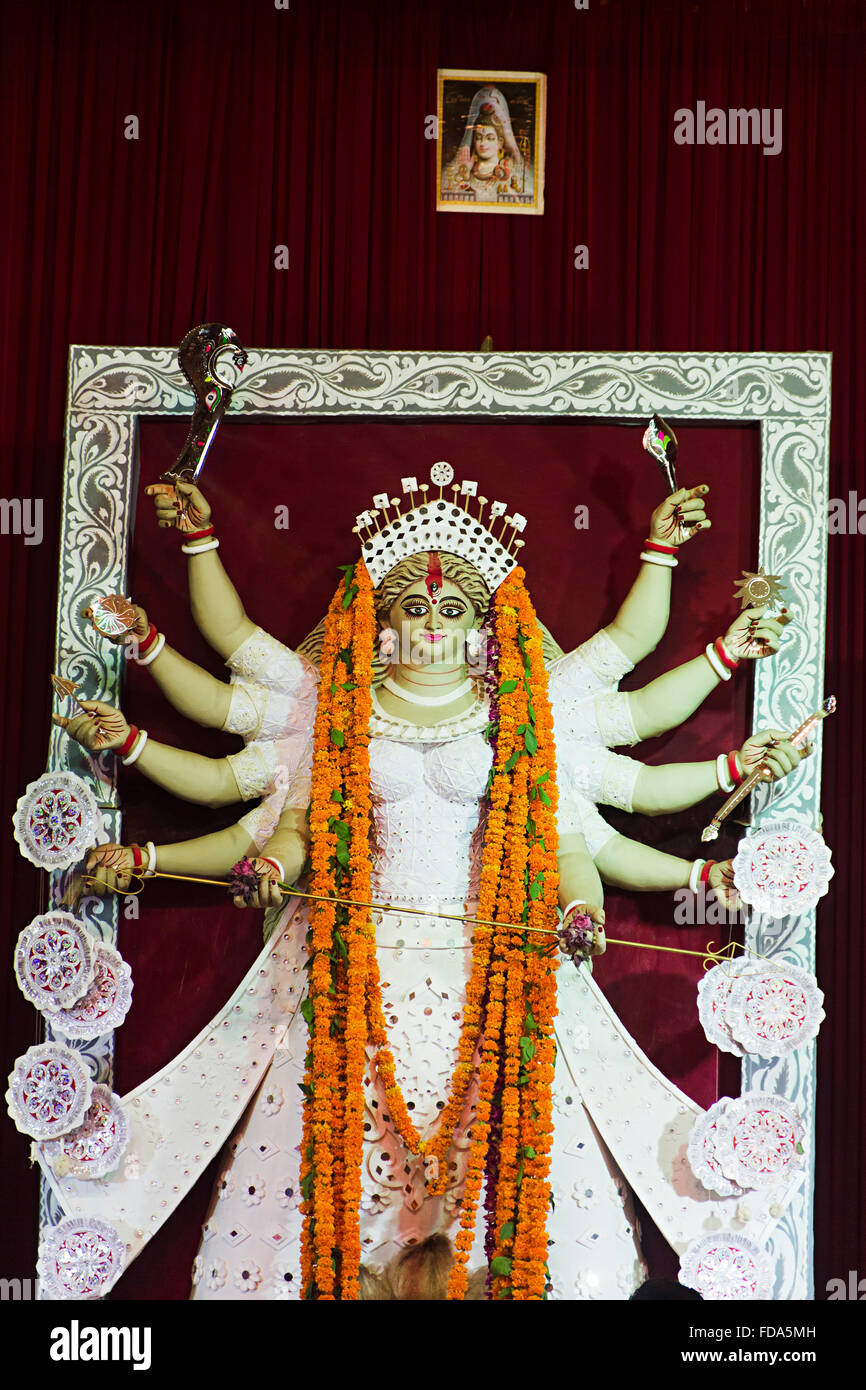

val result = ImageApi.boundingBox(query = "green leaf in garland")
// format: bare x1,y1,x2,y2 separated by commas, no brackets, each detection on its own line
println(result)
528,879,542,901
490,1256,513,1277
499,679,518,694
330,728,345,748
332,820,351,840
335,841,350,869
300,1170,315,1201
536,770,549,784
538,788,551,807
499,1221,515,1241
519,1037,536,1065
331,789,344,803
333,929,349,963
340,681,357,692
524,1145,537,1160
524,727,538,755
300,998,314,1026
504,750,520,773
341,584,359,610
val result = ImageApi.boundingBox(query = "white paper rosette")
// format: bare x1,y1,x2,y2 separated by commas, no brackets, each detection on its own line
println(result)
713,1093,806,1189
13,771,106,871
727,960,825,1057
49,940,133,1038
732,819,833,918
679,1232,773,1300
697,958,751,1057
686,1101,747,1198
41,1084,129,1180
6,1042,93,1140
14,911,96,1013
38,1217,126,1299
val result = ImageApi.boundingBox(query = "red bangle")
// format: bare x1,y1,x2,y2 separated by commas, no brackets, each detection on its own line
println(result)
258,857,283,879
727,750,744,787
699,860,716,884
137,623,158,656
714,637,739,672
129,843,143,870
184,527,214,542
116,725,139,758
644,540,680,555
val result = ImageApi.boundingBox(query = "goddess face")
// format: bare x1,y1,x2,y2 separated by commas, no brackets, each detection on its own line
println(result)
472,123,500,163
386,579,478,668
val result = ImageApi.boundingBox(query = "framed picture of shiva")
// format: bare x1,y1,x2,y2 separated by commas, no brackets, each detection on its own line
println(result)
436,69,547,215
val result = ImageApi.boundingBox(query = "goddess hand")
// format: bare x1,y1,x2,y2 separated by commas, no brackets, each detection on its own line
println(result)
736,729,813,782
707,859,740,910
85,843,137,895
145,481,212,534
723,604,791,660
82,601,150,647
231,857,284,910
560,902,607,959
52,700,131,752
648,485,710,547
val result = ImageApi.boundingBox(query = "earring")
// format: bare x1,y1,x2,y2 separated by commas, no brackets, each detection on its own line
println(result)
466,628,485,665
378,627,397,661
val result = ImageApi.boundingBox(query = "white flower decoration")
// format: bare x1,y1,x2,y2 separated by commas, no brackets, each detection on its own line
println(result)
204,1257,228,1290
191,1255,204,1286
216,1170,234,1201
261,1085,284,1116
242,1173,266,1207
275,1177,300,1211
233,1261,262,1293
271,1251,299,1300
572,1184,596,1210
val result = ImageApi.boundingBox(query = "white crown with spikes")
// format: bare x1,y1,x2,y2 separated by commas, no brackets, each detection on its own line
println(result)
354,462,527,590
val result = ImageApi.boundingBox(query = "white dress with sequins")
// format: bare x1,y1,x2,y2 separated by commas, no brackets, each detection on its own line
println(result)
190,626,649,1300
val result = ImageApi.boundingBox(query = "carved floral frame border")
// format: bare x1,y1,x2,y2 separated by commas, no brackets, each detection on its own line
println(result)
45,347,831,1299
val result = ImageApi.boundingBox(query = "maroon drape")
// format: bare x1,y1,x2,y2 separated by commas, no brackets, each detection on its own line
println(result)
1,0,863,1295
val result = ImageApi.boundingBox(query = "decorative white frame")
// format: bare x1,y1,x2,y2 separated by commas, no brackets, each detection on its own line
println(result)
44,347,831,1298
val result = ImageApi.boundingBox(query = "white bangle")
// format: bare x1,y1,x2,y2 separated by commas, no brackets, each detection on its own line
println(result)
144,841,157,877
704,643,731,681
181,538,220,556
689,859,706,894
715,753,735,794
639,551,678,568
122,729,148,765
258,856,285,882
134,632,166,667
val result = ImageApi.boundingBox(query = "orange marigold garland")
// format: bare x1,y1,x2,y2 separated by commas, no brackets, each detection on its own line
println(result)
446,567,561,1300
300,562,375,1301
301,559,559,1301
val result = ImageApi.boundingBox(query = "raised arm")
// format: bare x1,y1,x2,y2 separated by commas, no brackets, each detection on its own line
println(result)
604,485,710,665
630,728,811,815
90,600,232,728
145,481,256,658
54,700,244,807
628,604,791,741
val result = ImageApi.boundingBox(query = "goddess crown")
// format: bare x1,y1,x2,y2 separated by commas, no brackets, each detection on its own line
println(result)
354,462,526,589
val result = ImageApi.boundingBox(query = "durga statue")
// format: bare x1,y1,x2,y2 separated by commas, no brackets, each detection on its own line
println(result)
51,458,808,1301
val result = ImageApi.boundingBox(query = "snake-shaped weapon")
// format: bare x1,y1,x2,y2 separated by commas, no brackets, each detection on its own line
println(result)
159,323,248,484
701,696,836,843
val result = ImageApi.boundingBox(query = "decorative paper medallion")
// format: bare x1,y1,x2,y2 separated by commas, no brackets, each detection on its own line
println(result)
6,1042,93,1140
37,1217,126,1300
713,1093,806,1190
41,1084,129,1180
696,958,751,1057
50,941,133,1039
679,1232,773,1300
13,771,105,871
732,820,834,918
686,1101,747,1198
14,912,96,1013
727,961,825,1058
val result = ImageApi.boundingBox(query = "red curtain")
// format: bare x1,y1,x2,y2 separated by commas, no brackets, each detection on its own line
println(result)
1,0,863,1295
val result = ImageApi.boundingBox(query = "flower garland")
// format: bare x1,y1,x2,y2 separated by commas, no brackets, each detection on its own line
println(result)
300,561,374,1301
446,568,561,1300
301,561,559,1301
